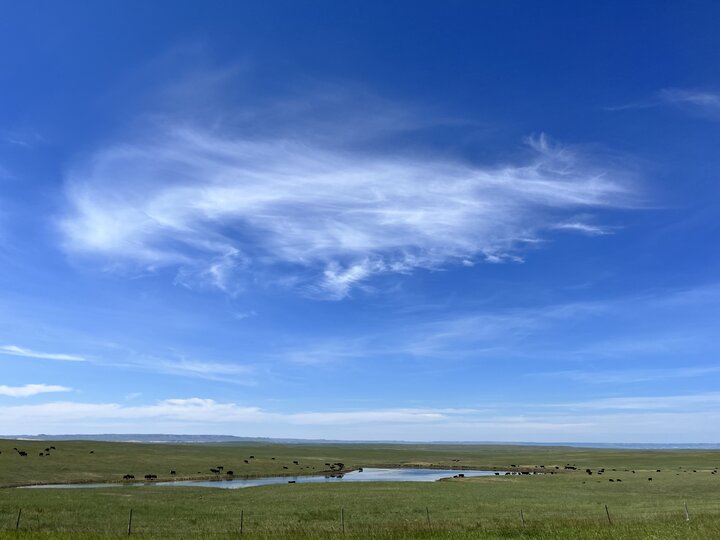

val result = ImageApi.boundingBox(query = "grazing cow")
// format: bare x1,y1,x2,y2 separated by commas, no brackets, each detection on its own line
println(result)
123,474,135,480
288,480,296,483
144,474,153,480
609,479,614,482
293,460,299,465
50,446,56,450
249,456,255,459
271,457,276,460
283,466,288,469
648,477,653,481
19,451,27,456
656,469,661,472
244,460,249,464
39,453,44,457
226,471,234,476
617,479,622,482
89,451,94,454
44,448,50,452
210,468,220,474
170,470,176,475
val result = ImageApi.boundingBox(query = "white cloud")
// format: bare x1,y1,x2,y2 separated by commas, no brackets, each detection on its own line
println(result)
0,384,72,398
60,123,634,299
0,345,86,362
607,88,720,118
2,397,719,442
658,88,720,115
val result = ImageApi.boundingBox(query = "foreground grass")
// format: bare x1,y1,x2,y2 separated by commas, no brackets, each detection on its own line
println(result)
1,439,720,538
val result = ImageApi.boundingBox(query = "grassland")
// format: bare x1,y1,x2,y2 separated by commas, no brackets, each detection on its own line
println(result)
1,438,720,538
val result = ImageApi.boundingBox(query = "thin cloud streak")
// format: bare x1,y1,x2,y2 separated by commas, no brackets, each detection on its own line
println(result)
0,345,86,362
61,122,636,299
0,384,72,398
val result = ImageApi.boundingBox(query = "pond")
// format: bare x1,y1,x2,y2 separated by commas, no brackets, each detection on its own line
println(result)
22,467,499,489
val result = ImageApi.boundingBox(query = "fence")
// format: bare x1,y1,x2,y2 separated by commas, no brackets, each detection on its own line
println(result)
3,501,709,537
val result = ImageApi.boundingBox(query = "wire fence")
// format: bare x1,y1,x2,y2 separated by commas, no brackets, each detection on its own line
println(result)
3,501,714,537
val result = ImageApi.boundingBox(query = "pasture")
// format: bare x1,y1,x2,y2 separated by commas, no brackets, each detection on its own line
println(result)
1,439,720,538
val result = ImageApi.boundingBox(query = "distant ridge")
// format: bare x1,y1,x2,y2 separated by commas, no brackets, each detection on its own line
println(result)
2,434,720,449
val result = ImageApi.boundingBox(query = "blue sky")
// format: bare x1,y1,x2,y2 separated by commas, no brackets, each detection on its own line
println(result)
1,1,720,442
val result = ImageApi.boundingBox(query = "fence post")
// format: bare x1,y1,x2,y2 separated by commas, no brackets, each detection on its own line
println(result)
127,508,133,535
341,507,345,534
604,504,612,525
520,508,525,527
426,506,431,526
684,501,690,522
15,509,21,531
240,509,244,533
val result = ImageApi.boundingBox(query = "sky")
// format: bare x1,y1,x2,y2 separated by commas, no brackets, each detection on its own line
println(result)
1,1,720,442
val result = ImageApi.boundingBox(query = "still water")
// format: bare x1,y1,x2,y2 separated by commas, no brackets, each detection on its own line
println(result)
23,467,498,489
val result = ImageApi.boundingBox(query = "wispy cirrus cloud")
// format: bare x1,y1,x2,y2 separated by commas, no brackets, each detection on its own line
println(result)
607,88,720,118
0,384,72,398
60,117,636,299
0,345,86,362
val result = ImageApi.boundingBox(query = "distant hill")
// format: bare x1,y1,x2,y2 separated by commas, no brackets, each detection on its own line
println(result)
2,434,719,449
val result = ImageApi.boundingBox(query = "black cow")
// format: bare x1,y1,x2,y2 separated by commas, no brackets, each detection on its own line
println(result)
170,470,176,475
226,471,234,476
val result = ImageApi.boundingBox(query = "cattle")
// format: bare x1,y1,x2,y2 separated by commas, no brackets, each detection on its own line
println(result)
616,479,622,482
271,457,276,460
44,448,50,452
19,451,27,457
288,480,296,483
609,479,614,482
123,474,135,480
89,451,94,454
50,446,56,450
586,469,592,475
494,472,499,476
226,471,234,476
648,477,653,481
293,460,299,465
656,469,661,472
210,468,220,474
244,460,249,464
283,466,288,469
564,466,576,470
170,470,176,475
39,453,44,457
249,456,255,459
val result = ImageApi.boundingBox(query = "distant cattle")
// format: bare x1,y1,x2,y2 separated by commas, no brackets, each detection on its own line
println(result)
244,460,249,464
217,466,224,470
170,470,176,475
123,474,135,480
249,456,255,459
288,480,296,483
648,477,653,481
283,466,288,469
210,468,220,474
19,451,27,457
50,446,56,450
293,461,299,465
226,471,234,476
271,457,276,460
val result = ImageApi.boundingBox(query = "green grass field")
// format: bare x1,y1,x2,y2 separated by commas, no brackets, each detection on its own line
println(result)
1,438,719,538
